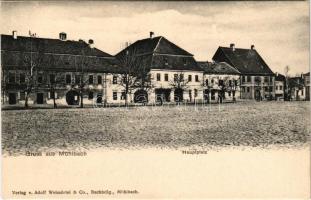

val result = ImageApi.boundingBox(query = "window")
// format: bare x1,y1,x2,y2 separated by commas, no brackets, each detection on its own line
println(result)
121,92,126,100
9,73,15,83
20,92,25,100
50,74,55,84
37,74,43,84
183,58,187,66
164,74,169,82
194,89,198,97
50,91,55,99
229,80,232,87
66,74,71,84
280,86,283,90
98,75,102,84
241,87,245,92
195,75,199,82
265,87,269,92
275,86,278,90
247,76,251,82
219,80,224,86
164,58,168,65
113,75,117,84
174,74,178,82
89,75,93,84
156,73,161,81
254,76,261,83
242,76,246,83
211,79,214,84
113,92,118,100
264,76,269,82
302,90,304,95
88,92,93,99
75,75,81,84
205,79,209,86
188,75,192,82
180,74,184,81
234,80,238,86
20,73,25,84
247,87,250,93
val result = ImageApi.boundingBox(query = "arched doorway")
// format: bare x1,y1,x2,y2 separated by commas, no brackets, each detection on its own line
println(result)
174,88,183,102
66,90,80,105
134,89,148,103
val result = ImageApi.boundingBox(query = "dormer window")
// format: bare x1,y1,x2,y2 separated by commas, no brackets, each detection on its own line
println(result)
164,58,168,66
183,58,187,66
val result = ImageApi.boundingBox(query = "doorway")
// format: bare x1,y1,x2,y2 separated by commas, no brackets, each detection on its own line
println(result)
8,93,16,105
37,93,44,104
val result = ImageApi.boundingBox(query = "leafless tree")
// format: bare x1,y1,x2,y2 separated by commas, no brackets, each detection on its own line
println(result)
117,47,153,105
169,72,189,102
22,34,45,108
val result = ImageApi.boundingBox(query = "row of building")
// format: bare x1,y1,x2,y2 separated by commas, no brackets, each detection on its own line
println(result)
1,31,310,107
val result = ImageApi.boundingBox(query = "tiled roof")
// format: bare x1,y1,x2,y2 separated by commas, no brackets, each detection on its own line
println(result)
1,34,113,57
212,46,274,75
198,61,240,75
1,34,124,73
116,36,201,71
289,77,304,88
275,73,286,82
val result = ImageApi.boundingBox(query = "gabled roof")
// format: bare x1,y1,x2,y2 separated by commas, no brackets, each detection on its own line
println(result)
115,36,201,72
212,46,274,75
116,36,193,57
289,76,304,88
1,34,113,57
198,61,240,75
1,34,124,73
275,73,286,82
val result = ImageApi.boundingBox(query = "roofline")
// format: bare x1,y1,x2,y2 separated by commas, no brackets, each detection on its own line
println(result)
153,53,193,57
150,68,204,72
0,49,114,59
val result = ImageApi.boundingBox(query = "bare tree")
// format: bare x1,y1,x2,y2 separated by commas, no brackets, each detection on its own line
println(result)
284,65,290,100
117,47,153,105
169,72,189,102
22,33,45,108
48,72,63,108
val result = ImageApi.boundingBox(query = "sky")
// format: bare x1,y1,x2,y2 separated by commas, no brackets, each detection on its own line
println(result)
1,1,309,75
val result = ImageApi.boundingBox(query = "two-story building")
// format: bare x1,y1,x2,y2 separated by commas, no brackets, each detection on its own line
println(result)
212,44,275,100
288,75,306,101
198,61,240,102
1,31,123,107
115,34,204,104
274,73,286,100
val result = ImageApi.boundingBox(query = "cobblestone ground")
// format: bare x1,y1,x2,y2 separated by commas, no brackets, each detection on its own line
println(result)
2,101,310,155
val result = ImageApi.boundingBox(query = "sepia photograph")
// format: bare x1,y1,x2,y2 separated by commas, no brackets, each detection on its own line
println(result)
1,0,310,199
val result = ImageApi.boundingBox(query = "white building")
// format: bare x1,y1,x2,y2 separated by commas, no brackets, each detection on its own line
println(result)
115,34,204,104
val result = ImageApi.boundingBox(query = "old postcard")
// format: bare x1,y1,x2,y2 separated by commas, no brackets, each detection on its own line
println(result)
1,0,310,199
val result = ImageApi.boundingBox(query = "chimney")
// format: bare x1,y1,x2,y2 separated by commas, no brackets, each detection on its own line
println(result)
59,32,67,41
12,30,17,39
230,43,235,51
150,31,154,39
88,39,94,48
251,45,255,50
276,72,278,77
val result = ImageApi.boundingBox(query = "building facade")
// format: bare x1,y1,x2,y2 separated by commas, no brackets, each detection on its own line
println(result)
1,32,123,107
212,44,275,100
115,35,204,104
274,73,286,100
198,61,240,102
